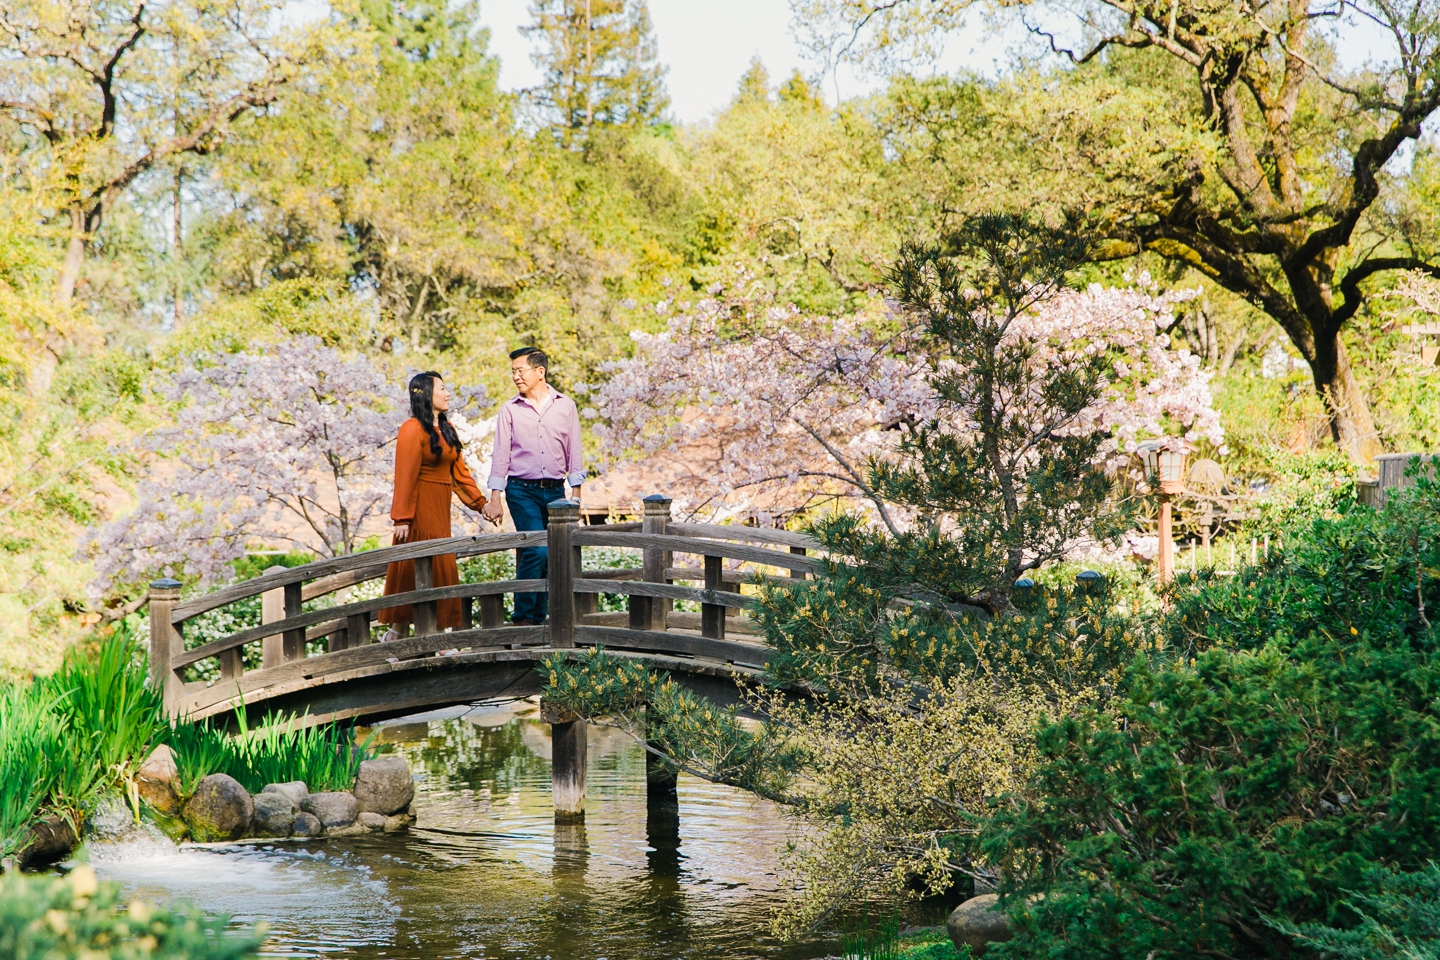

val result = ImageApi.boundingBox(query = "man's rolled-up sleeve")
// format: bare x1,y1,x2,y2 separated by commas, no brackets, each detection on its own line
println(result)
488,404,512,490
565,399,586,488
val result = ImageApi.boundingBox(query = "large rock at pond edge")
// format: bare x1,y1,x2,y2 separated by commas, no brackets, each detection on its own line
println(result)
137,744,181,816
353,757,414,815
250,792,297,838
301,791,359,829
947,894,1012,956
292,812,323,837
260,781,308,806
182,774,254,842
17,815,78,870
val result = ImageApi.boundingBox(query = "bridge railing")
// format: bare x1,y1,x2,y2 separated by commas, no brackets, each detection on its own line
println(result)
148,494,820,720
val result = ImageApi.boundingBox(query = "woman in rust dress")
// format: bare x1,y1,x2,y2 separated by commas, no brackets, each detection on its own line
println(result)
378,372,488,632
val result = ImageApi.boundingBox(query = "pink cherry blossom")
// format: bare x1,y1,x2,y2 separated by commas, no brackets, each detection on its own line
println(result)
592,271,1223,526
82,337,490,595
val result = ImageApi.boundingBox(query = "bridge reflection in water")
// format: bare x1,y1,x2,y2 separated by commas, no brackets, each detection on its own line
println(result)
147,494,817,821
92,703,834,960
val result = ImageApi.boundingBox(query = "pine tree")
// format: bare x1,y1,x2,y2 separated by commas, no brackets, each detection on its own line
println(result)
732,56,770,106
523,0,670,146
777,69,823,108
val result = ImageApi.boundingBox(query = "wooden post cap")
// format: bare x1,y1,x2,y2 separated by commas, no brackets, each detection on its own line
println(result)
547,498,581,519
149,578,182,593
642,494,671,506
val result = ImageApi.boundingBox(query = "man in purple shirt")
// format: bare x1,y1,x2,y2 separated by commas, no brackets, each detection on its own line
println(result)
480,347,585,625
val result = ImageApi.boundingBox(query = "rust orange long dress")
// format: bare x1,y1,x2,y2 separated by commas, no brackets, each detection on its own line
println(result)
378,418,487,629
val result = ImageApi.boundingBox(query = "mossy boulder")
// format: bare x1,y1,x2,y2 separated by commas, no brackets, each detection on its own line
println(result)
182,774,253,842
947,894,1011,956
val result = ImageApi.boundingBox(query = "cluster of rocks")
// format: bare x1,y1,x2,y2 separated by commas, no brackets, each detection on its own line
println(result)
137,748,417,843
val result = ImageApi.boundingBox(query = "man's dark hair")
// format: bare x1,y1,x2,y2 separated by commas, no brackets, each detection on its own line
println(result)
510,347,548,373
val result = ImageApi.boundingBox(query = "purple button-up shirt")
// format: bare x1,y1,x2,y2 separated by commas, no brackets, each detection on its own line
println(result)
487,390,586,491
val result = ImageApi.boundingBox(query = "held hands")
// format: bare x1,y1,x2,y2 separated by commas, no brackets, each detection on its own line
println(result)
481,498,504,525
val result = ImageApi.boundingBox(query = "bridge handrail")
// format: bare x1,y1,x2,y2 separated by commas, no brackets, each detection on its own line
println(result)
150,495,811,720
170,531,546,623
574,578,751,609
665,522,819,550
171,579,548,669
570,530,822,572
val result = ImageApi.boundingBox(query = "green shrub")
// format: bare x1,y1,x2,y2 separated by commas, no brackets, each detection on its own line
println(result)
0,866,262,959
0,618,371,855
0,623,161,853
43,622,166,815
980,478,1440,960
1272,863,1440,960
840,914,968,960
1166,461,1440,657
0,684,63,858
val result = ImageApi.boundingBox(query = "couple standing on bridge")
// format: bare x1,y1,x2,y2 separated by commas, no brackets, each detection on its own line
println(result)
377,346,585,632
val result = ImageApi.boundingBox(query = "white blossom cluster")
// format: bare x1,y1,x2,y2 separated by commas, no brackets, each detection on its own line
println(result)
82,338,494,595
591,274,933,518
1001,279,1227,471
592,274,1224,519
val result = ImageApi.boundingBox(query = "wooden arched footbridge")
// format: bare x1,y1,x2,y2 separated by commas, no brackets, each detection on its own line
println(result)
147,495,817,820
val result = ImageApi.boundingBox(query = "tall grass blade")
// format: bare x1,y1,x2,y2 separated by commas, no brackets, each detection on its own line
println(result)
0,684,64,858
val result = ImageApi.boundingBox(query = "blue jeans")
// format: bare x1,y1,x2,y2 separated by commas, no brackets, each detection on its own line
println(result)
507,479,563,622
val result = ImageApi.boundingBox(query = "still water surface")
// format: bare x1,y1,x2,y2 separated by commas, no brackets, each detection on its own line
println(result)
88,700,837,960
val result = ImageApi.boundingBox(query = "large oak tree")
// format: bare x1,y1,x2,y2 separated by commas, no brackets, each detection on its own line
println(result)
0,0,354,390
798,0,1440,459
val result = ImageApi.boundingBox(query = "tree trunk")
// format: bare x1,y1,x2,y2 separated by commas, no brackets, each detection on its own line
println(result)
1310,333,1382,462
55,206,87,307
36,206,88,395
28,335,62,396
173,165,184,331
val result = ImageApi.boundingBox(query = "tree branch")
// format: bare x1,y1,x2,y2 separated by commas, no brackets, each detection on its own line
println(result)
1333,256,1440,327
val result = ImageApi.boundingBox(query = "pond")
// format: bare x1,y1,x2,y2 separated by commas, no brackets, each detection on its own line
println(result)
86,699,839,960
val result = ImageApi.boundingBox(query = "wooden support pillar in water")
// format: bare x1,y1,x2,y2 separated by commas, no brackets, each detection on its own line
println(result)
552,719,587,823
646,706,678,804
546,501,585,823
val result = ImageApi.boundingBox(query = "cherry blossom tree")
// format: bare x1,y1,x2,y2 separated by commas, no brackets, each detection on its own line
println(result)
591,274,934,531
991,278,1226,474
591,261,1223,536
84,337,490,596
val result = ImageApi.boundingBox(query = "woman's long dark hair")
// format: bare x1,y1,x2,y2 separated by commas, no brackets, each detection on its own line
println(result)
408,371,461,458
